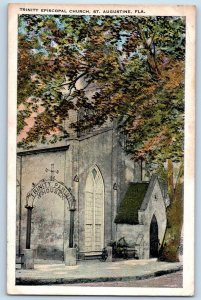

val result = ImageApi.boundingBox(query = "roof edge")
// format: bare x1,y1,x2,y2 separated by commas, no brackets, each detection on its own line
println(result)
139,174,158,211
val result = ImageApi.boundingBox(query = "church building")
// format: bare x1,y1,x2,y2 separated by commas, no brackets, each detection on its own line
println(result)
16,105,168,264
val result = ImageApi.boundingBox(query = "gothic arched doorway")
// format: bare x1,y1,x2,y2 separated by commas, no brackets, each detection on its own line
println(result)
150,214,159,258
85,166,104,252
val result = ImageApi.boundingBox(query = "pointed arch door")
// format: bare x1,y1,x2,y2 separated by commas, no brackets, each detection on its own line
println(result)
85,166,104,252
150,214,159,258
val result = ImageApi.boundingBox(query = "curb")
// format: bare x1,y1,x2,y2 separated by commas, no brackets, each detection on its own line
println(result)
16,265,183,285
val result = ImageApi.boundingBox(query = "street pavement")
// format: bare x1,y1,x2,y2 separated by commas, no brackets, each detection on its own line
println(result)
62,271,183,288
16,258,182,286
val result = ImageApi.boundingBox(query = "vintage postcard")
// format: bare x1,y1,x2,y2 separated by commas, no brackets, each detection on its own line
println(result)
7,3,195,296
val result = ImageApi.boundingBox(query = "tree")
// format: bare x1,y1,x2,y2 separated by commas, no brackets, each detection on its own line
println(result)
17,15,185,261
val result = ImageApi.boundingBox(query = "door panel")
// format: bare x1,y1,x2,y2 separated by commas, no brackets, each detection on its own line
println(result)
85,167,104,252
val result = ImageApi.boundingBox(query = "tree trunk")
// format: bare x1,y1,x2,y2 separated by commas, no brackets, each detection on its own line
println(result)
167,159,174,203
159,161,183,262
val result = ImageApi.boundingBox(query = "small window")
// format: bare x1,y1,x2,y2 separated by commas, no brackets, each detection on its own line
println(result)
92,168,97,179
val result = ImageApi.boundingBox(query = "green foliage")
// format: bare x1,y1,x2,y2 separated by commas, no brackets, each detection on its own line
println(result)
115,183,149,224
17,15,185,261
17,15,185,166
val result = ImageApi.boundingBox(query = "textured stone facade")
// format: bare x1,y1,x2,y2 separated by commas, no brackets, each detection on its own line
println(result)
16,126,167,261
16,126,134,260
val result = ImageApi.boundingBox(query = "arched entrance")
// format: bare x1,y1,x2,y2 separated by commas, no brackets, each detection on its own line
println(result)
25,175,75,261
31,193,65,260
150,214,159,258
85,166,104,252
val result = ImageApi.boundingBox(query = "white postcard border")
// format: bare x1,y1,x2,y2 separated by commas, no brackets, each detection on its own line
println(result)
7,3,195,296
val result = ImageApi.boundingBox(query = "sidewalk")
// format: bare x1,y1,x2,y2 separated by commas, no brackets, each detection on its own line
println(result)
16,259,182,285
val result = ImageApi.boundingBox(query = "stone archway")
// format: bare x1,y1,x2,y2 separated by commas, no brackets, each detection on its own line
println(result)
150,214,159,258
31,192,65,260
25,177,75,259
26,178,75,210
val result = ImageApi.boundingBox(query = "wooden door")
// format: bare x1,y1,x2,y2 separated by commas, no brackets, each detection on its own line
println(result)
85,166,104,252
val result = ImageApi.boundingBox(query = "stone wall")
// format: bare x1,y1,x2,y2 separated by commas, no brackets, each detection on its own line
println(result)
76,129,115,251
138,180,167,249
16,127,136,260
116,224,145,258
17,150,70,260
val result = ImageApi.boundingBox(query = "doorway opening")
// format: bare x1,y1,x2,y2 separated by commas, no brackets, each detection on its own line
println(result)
150,214,159,258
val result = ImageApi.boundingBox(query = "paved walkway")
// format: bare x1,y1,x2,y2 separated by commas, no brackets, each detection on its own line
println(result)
16,259,182,285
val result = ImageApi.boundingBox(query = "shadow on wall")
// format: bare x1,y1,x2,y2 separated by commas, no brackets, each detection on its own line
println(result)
35,245,64,261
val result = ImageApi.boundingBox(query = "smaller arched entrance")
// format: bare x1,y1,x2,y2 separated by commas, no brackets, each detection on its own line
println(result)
150,214,159,258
